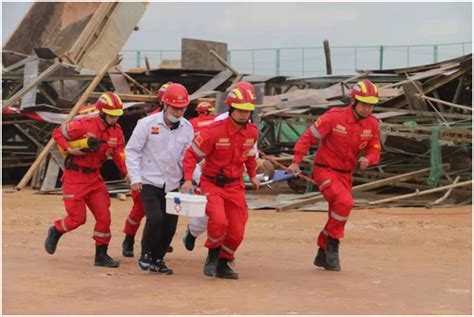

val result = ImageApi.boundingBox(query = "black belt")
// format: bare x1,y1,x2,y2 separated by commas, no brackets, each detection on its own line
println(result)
65,163,98,174
203,174,238,187
314,163,351,173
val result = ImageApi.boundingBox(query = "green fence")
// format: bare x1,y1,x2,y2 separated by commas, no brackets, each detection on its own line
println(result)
122,42,471,76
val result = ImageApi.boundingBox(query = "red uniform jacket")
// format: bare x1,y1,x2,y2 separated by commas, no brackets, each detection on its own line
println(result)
293,106,381,172
189,114,217,134
183,117,258,181
53,116,127,176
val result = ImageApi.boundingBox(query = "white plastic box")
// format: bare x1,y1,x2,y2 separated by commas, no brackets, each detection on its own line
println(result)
165,192,207,217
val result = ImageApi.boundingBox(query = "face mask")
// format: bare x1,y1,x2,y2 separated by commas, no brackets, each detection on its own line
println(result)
166,111,181,123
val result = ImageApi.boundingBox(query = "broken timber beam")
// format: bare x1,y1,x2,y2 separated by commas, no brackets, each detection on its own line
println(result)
276,165,446,212
426,176,460,208
417,94,472,112
15,57,117,190
3,62,62,109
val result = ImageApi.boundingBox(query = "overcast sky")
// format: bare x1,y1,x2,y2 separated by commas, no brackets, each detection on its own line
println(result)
2,1,471,49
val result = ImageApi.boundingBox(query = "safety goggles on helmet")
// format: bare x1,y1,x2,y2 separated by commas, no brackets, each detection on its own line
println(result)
96,91,123,116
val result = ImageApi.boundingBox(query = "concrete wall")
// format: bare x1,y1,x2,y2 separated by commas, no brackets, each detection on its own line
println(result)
181,38,227,71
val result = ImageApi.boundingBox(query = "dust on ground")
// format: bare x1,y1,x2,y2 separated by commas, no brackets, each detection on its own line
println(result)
2,189,472,314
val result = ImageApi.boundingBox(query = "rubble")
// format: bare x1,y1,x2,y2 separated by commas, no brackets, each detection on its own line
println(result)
2,3,471,210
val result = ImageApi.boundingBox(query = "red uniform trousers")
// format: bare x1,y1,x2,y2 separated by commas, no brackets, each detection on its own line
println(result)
312,166,354,249
201,178,248,260
55,169,113,245
122,190,145,235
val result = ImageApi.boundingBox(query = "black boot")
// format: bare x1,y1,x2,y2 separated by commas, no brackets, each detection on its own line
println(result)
122,234,135,257
182,226,196,251
44,226,63,254
203,247,220,277
325,237,341,271
313,247,327,268
215,257,239,279
95,245,120,268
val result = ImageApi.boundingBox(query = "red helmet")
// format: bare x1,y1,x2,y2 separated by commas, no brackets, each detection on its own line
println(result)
162,83,190,108
196,101,215,114
350,79,379,105
234,81,256,103
156,82,173,102
225,86,255,111
96,91,123,116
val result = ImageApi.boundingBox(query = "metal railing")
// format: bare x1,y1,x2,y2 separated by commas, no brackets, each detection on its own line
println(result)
122,42,471,77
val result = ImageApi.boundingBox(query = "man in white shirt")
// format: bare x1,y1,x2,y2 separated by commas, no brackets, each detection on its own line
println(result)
126,83,194,275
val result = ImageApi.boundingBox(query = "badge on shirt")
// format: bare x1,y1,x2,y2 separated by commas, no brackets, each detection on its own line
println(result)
216,138,231,148
197,120,213,127
333,124,347,134
151,126,160,135
359,141,368,150
244,138,255,146
195,134,204,146
108,137,118,145
362,129,372,136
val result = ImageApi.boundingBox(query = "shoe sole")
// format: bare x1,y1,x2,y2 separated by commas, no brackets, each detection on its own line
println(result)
94,263,120,268
122,251,134,257
215,273,239,280
148,270,173,275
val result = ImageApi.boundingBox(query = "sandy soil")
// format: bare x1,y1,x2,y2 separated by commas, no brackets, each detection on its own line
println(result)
2,189,472,314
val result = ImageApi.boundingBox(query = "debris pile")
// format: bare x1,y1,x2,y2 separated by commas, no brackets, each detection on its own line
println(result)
2,3,471,210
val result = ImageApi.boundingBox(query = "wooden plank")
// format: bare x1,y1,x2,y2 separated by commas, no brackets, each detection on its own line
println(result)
368,180,472,205
40,157,61,191
419,95,472,112
189,69,233,100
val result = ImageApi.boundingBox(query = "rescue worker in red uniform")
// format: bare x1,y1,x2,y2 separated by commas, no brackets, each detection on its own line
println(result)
121,82,173,257
182,81,258,251
288,79,381,271
181,86,260,280
45,91,128,268
189,101,217,135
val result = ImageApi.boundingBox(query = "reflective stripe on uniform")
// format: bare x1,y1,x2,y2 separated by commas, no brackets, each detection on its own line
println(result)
322,229,328,236
93,231,111,238
331,211,349,221
61,219,68,232
318,179,331,190
62,125,71,140
192,143,205,158
127,217,139,226
310,125,323,139
63,194,74,199
221,245,235,255
207,234,225,244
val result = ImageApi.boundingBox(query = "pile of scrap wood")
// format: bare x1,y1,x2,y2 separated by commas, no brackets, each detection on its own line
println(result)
256,54,472,211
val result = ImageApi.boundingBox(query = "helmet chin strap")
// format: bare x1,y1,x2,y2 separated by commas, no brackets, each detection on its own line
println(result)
230,115,248,126
100,112,116,128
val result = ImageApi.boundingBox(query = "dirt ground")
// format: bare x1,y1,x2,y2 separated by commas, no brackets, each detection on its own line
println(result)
2,188,472,314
